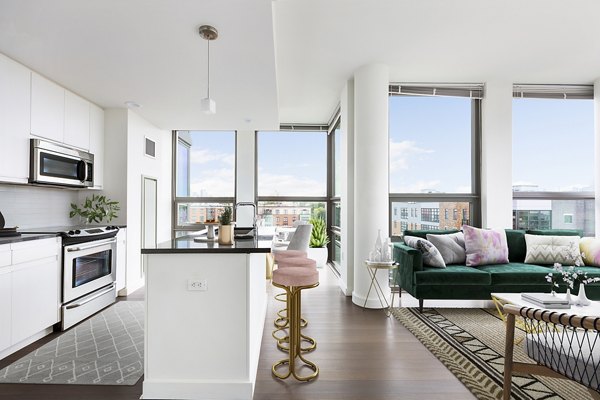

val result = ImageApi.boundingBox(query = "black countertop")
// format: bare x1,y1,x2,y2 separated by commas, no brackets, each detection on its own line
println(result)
142,236,272,254
0,233,59,246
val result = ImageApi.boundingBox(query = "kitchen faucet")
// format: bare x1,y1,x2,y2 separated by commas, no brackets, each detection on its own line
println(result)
234,202,257,232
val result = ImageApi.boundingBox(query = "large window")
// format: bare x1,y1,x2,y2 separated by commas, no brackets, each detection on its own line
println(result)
388,84,482,237
173,131,236,236
512,85,594,236
330,116,342,270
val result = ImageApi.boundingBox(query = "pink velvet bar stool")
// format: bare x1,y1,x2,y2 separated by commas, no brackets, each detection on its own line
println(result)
271,266,319,381
272,257,317,353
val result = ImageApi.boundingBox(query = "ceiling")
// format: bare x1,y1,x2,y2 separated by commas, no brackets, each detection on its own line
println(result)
1,0,599,129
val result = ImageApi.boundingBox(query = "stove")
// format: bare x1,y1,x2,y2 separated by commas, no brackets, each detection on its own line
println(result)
20,225,120,330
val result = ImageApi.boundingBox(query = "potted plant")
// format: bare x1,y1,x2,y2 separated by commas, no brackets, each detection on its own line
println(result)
307,217,329,267
69,194,120,224
218,206,234,245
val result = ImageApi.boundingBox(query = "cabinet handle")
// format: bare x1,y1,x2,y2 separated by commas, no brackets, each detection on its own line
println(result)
65,283,115,309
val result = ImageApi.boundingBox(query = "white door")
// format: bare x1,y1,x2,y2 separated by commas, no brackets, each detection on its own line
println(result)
141,176,158,277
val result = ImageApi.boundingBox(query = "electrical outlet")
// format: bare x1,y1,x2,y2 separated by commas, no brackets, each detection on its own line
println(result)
187,279,207,291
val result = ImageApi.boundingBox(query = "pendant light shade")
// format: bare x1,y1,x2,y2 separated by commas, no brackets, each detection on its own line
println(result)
199,25,218,114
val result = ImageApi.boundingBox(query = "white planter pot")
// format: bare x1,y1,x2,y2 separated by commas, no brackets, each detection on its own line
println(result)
307,247,328,267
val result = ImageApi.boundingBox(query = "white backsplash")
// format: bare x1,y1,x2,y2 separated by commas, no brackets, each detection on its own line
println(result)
0,184,80,229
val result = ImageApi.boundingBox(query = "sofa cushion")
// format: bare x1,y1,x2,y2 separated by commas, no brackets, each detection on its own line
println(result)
463,225,509,266
426,232,466,265
505,229,527,263
477,263,551,285
403,236,446,268
524,234,583,266
580,237,600,267
526,229,583,237
415,265,491,285
403,229,459,240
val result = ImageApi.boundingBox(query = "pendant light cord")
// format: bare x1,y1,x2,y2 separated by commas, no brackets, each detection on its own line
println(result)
207,39,210,98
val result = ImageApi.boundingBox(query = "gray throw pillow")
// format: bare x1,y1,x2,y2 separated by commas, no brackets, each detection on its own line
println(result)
403,235,446,268
426,232,466,265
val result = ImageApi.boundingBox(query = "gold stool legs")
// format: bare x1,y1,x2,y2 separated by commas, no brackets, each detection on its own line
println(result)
272,282,319,381
272,289,316,352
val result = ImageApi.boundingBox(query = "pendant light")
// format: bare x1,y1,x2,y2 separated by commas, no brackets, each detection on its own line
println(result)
199,25,218,114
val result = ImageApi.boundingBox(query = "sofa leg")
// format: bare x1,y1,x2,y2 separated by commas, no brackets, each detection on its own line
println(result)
418,299,424,312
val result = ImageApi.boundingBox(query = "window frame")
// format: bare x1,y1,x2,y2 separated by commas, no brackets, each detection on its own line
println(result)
171,130,237,237
388,92,482,238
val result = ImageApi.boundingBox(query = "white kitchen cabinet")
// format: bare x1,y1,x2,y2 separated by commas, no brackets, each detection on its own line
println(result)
116,228,127,294
0,237,60,356
64,90,90,150
31,72,64,143
0,53,31,183
89,103,105,188
0,244,11,351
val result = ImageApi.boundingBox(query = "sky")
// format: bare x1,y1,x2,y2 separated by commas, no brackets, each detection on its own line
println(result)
180,95,594,199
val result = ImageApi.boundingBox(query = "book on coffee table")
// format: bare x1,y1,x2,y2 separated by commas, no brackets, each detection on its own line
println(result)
521,293,571,309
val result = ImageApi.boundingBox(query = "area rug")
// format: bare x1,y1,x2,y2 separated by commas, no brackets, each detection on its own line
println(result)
392,307,594,400
0,301,144,385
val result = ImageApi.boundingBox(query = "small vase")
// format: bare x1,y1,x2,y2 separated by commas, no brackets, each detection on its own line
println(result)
375,229,383,252
218,224,233,245
577,284,592,306
565,289,577,305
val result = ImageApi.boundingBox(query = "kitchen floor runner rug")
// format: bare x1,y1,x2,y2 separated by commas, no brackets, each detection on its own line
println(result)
0,301,144,385
392,307,593,400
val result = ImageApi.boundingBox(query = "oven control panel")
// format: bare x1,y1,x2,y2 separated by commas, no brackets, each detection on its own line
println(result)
66,226,119,238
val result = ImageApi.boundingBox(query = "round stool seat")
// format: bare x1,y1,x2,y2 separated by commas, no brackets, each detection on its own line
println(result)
273,250,307,262
278,257,316,269
273,266,319,287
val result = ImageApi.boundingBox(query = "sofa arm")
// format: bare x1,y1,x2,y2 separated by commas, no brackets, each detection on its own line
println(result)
393,243,423,294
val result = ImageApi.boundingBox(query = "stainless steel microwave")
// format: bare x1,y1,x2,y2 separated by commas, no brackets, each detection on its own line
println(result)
30,139,94,188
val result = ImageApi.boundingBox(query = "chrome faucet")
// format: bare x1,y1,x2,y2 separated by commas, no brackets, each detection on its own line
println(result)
234,202,257,231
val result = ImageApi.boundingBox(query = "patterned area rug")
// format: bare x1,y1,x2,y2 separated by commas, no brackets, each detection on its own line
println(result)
0,301,144,385
392,307,594,400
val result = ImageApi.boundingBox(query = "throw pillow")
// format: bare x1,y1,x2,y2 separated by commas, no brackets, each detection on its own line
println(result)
462,225,509,267
524,234,583,266
403,236,446,268
580,237,600,267
426,232,466,265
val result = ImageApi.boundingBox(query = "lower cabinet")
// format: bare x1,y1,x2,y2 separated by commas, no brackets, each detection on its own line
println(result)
0,237,60,356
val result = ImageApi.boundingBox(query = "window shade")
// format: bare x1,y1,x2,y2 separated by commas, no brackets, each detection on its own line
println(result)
389,83,484,99
513,84,593,100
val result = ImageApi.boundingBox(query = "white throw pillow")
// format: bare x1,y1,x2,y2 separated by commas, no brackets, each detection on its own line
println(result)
403,236,446,268
524,234,583,266
426,232,466,265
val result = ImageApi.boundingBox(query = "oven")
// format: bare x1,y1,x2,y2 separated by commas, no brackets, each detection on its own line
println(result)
60,227,119,330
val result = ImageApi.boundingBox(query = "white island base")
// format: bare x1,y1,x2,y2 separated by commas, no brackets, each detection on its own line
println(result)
142,252,268,400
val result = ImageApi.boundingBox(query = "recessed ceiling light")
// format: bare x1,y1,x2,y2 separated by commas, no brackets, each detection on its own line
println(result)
124,101,142,108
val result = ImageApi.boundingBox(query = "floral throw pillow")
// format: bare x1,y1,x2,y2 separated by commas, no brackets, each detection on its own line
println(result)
403,235,446,268
462,225,509,267
580,237,600,267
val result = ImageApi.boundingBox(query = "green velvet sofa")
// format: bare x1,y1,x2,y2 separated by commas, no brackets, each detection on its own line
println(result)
393,229,600,311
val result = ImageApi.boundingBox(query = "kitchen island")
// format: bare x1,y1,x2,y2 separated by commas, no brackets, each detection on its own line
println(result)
141,236,271,400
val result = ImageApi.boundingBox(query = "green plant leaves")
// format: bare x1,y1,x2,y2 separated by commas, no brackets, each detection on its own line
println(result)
219,206,232,225
309,217,329,248
69,195,120,224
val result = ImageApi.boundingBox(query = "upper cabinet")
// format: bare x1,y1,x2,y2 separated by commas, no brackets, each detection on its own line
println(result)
31,72,64,143
64,91,90,150
89,104,104,189
0,54,31,183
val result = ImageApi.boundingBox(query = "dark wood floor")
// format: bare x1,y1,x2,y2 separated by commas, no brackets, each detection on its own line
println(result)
0,267,473,400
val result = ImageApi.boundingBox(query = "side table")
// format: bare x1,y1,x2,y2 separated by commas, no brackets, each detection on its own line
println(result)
363,261,398,316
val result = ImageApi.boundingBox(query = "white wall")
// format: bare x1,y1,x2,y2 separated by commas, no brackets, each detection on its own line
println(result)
481,81,513,228
595,80,600,237
102,109,171,295
0,185,78,228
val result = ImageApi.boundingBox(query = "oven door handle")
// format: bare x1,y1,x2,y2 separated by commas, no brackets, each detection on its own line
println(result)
65,283,116,309
66,238,117,252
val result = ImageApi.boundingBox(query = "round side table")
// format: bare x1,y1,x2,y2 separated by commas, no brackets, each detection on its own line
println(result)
363,261,398,316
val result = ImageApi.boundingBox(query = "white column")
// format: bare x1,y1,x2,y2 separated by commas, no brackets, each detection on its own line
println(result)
339,80,355,296
594,81,600,237
481,81,513,229
352,64,390,308
235,130,256,227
